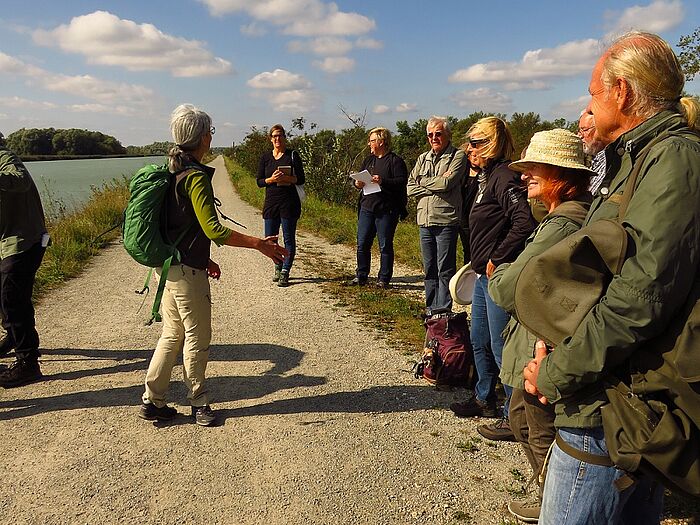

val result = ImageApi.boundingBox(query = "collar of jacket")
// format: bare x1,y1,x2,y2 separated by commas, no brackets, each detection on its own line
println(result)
426,142,456,161
604,110,685,165
184,160,215,179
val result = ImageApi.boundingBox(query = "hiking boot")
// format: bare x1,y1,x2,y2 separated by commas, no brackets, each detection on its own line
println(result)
272,266,282,282
450,396,498,418
278,270,290,287
348,277,367,286
0,333,15,357
0,359,42,388
139,402,178,421
507,499,540,523
477,417,516,441
376,280,390,289
192,405,217,427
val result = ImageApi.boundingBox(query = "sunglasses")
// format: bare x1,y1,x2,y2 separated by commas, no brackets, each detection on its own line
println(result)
427,131,443,139
468,138,489,147
271,134,285,139
209,126,216,135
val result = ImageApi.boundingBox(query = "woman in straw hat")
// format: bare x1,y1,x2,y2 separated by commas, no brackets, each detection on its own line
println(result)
487,128,595,523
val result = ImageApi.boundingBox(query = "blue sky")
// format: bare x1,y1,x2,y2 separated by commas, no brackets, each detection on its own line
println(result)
1,0,698,147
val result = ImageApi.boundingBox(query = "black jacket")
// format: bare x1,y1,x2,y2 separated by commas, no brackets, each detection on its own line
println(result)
357,151,408,218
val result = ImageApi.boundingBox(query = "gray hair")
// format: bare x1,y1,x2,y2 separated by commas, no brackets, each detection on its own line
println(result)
167,103,212,172
426,115,452,140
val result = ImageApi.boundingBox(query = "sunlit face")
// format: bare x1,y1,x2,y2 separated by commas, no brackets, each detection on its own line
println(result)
368,133,384,156
587,57,620,147
270,130,286,149
427,123,448,154
467,135,490,169
520,163,558,202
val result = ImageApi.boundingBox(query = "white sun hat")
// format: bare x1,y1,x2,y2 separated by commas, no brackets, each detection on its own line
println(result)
509,128,596,176
449,262,477,305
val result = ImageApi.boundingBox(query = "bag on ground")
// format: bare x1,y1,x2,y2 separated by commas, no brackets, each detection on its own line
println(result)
414,312,475,387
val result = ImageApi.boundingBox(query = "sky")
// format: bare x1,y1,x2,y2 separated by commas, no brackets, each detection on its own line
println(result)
1,0,698,147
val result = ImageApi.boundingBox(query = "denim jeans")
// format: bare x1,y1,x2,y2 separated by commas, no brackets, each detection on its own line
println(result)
264,217,298,272
356,208,399,283
471,274,512,414
419,225,458,314
540,427,664,525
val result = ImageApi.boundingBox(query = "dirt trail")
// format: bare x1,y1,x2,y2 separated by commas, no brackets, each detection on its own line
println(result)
0,156,530,525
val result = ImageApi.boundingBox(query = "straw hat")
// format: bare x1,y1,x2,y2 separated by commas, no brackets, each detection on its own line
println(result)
449,263,477,305
509,128,595,175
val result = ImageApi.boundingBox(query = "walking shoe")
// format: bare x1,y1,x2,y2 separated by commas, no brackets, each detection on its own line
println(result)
138,403,178,421
0,359,42,388
192,405,217,426
278,270,290,287
507,499,540,523
272,266,282,282
477,417,516,441
0,333,15,357
348,277,367,286
450,396,498,418
375,281,390,289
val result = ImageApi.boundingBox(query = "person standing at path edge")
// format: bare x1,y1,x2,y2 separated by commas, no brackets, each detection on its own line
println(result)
0,132,49,388
139,104,287,427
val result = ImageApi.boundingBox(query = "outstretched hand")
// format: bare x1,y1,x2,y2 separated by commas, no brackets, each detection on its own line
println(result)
523,339,549,405
258,235,288,264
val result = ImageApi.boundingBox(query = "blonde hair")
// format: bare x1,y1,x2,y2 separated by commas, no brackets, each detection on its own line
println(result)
467,117,514,161
602,31,699,130
369,127,392,149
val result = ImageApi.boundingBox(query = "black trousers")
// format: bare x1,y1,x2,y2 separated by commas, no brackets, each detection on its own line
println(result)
0,242,45,361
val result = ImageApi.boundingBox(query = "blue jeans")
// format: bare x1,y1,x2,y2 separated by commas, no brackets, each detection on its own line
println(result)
356,209,399,283
419,225,458,315
541,427,664,525
471,274,512,415
264,217,297,272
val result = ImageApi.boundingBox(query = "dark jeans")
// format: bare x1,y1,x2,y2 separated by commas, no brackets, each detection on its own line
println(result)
264,217,298,272
419,225,458,315
356,209,399,283
471,274,512,415
0,242,45,361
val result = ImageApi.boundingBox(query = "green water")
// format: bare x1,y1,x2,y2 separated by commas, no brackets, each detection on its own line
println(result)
26,156,164,211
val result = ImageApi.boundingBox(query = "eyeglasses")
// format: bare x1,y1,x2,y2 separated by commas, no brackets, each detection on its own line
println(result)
209,126,216,135
427,131,443,139
368,138,378,143
468,138,489,147
271,134,285,139
578,126,595,135
589,85,606,98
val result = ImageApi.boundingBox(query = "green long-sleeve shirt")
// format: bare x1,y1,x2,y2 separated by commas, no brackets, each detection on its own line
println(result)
180,170,232,246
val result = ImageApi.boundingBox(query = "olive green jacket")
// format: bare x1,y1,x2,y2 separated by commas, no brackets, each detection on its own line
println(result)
406,144,467,226
535,111,700,428
489,199,591,390
0,147,47,259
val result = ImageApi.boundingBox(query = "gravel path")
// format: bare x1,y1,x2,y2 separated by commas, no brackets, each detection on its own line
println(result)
0,156,535,525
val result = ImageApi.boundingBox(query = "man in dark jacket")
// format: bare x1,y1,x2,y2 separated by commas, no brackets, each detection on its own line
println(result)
524,32,700,523
0,132,49,387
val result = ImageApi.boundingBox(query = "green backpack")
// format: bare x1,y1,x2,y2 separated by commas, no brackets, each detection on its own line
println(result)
123,164,194,324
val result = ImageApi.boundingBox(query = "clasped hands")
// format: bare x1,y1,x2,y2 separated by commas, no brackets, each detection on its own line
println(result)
524,339,550,405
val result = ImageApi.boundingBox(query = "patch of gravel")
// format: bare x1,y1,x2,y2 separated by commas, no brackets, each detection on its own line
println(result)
0,157,593,524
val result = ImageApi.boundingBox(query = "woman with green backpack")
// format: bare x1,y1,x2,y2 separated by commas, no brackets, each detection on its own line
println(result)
138,104,287,427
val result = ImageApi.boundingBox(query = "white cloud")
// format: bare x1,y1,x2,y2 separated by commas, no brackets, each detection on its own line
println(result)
313,56,355,73
288,37,353,56
449,39,600,85
604,0,684,40
373,104,390,114
268,90,317,112
199,0,375,36
247,69,311,89
0,51,157,115
355,37,383,50
240,22,267,37
67,103,137,116
450,88,512,112
551,95,591,120
0,96,57,109
33,10,232,77
502,80,551,91
395,103,417,113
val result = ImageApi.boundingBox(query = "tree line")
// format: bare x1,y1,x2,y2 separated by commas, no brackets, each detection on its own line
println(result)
6,128,126,157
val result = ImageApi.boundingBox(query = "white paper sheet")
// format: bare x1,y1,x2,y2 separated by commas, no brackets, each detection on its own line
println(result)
349,170,381,195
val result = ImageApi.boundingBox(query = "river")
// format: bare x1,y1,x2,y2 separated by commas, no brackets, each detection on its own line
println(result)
26,156,165,212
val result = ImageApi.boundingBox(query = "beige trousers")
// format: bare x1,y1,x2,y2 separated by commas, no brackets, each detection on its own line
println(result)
142,264,212,408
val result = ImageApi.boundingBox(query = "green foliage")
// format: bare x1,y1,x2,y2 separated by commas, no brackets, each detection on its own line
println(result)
678,28,700,82
7,128,126,156
125,141,172,156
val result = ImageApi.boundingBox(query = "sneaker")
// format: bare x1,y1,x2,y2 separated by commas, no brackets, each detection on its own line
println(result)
0,359,42,388
477,417,516,441
272,266,282,282
139,403,178,421
0,333,15,357
450,396,498,418
192,405,217,427
278,270,290,287
507,499,540,523
348,277,367,286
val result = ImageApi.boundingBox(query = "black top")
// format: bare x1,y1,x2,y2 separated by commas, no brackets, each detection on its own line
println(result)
468,159,537,274
357,151,409,218
256,149,306,219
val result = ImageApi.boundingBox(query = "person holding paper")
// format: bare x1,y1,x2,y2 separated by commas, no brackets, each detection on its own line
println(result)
407,116,467,315
350,127,408,288
256,124,305,287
